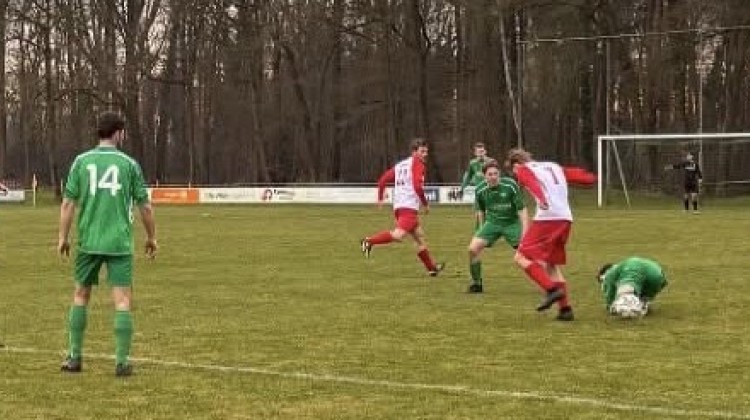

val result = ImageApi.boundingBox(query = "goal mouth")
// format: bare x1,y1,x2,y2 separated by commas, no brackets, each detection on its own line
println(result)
596,133,750,207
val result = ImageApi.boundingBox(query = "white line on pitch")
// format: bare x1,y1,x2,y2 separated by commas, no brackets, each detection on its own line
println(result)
3,345,749,419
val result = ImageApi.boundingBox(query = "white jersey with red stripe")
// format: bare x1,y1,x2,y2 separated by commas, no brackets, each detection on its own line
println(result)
393,156,422,211
523,161,572,221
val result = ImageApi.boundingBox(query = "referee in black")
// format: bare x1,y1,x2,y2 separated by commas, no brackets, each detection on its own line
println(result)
665,152,703,213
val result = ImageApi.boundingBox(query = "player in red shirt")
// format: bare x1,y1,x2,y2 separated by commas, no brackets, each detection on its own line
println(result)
506,148,596,321
361,138,445,276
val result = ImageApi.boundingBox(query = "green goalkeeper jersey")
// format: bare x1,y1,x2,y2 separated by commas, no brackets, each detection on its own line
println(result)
473,177,524,225
601,257,667,307
63,145,150,255
461,157,492,190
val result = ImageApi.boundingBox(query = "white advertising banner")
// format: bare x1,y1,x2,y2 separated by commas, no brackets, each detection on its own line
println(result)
0,190,25,203
199,188,266,204
199,187,385,204
153,186,473,205
293,187,379,204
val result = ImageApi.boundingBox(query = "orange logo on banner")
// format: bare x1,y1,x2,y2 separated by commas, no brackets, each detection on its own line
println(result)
151,188,199,204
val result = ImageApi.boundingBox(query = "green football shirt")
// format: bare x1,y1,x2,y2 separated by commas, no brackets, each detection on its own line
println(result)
473,177,524,225
601,257,667,307
461,157,493,190
63,145,149,255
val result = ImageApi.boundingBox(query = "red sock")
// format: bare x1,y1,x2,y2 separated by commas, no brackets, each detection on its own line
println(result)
417,249,437,272
523,263,556,291
368,231,393,245
556,282,570,309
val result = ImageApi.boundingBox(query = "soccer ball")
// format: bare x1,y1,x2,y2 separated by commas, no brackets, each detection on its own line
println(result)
609,294,645,319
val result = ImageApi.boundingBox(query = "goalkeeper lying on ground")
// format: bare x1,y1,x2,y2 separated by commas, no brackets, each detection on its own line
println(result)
597,257,668,318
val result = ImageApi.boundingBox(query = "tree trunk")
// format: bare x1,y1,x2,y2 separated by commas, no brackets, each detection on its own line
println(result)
330,0,344,181
282,43,317,181
44,13,59,196
0,0,8,177
498,5,521,147
406,0,441,181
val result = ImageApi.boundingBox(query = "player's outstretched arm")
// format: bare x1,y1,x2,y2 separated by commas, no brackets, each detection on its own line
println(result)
664,161,685,171
138,203,158,259
562,166,596,186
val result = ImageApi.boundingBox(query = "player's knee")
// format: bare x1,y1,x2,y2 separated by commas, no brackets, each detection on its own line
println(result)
513,251,529,267
391,229,406,241
114,298,131,312
73,287,92,305
112,288,132,311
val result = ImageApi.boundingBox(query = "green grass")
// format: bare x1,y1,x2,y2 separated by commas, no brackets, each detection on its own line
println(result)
2,194,750,419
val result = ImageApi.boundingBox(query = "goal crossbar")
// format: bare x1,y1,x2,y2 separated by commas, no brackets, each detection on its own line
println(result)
598,133,750,141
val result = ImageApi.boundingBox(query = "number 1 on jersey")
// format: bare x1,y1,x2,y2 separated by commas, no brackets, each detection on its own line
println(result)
544,167,560,185
86,164,122,196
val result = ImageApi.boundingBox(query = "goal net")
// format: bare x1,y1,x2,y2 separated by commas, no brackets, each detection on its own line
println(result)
597,133,750,207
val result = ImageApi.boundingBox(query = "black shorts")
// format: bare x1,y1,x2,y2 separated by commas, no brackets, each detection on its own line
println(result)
684,182,699,194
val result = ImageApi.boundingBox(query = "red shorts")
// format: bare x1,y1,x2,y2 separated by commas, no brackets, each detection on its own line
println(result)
394,208,420,233
518,220,572,265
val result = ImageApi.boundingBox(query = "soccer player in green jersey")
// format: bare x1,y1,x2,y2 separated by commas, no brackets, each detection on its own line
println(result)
597,257,668,317
460,143,491,193
467,160,528,293
58,112,157,377
461,142,493,228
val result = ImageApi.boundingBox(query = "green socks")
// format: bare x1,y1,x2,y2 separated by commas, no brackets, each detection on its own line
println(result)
67,305,88,359
470,261,482,285
114,311,133,365
67,306,133,366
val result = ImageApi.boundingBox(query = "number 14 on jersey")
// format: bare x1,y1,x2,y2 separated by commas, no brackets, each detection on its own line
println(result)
86,164,122,196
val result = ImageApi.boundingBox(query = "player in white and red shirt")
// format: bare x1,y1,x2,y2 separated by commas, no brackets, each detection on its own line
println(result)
361,138,445,276
506,148,596,321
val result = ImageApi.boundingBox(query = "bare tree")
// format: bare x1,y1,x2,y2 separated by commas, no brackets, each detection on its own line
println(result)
0,0,8,177
1,0,750,187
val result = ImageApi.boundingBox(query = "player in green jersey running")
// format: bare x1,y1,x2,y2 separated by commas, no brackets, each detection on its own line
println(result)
58,112,157,377
460,142,493,229
597,256,668,318
467,160,529,293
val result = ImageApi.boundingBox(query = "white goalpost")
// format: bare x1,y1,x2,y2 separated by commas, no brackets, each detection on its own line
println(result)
597,132,750,208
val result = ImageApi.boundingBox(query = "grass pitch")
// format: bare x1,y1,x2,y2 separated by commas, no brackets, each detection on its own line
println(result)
2,193,750,419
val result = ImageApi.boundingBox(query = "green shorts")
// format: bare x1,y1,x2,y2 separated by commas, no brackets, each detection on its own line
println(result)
74,252,133,287
474,221,522,248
